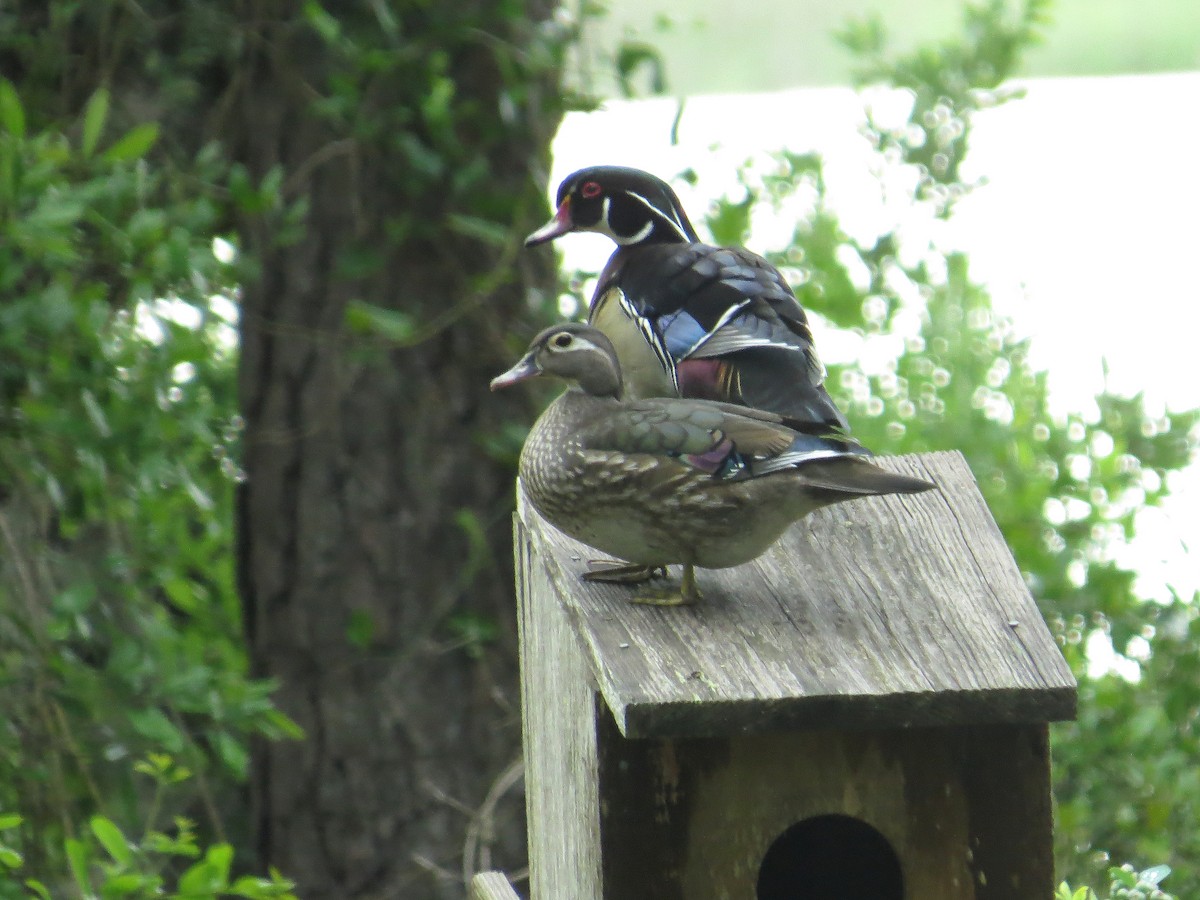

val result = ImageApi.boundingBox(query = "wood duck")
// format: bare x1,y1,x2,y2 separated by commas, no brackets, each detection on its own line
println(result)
526,165,848,435
491,323,935,606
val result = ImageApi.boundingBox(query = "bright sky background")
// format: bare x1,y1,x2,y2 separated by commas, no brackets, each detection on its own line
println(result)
546,72,1200,620
583,0,1200,94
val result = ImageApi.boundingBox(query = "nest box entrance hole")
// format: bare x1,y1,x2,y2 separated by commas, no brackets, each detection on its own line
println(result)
757,814,904,900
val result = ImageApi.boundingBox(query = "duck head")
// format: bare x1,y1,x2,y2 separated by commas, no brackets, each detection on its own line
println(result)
525,166,700,248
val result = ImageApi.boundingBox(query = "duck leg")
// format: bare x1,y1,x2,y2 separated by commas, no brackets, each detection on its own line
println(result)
632,563,700,607
581,560,666,584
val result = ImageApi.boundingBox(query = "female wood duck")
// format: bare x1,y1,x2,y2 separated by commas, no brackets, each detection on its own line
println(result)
526,165,847,435
491,323,934,606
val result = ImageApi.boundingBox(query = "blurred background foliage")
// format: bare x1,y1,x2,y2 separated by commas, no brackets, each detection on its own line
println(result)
0,80,300,896
0,0,1196,897
579,0,1199,95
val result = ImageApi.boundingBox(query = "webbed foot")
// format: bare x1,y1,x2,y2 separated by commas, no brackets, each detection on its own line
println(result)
629,564,700,606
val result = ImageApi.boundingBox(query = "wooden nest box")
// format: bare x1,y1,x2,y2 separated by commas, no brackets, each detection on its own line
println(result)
472,451,1077,900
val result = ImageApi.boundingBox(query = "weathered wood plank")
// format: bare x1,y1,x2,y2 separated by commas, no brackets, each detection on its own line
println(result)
515,513,604,899
518,450,1076,739
593,721,1053,899
469,871,522,900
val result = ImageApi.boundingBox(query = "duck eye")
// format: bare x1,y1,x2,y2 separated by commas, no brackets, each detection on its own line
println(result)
580,181,602,199
551,332,574,348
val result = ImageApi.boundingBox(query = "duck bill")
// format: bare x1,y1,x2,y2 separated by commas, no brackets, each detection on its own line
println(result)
524,197,573,247
490,353,542,391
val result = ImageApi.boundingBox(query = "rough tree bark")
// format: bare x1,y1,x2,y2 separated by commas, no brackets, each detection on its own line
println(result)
228,8,563,899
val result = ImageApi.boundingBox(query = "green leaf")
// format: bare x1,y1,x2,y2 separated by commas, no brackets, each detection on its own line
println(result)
133,752,175,781
100,871,158,895
0,846,22,868
213,731,250,779
448,611,499,659
101,122,159,162
262,709,305,741
178,843,233,895
706,193,754,248
144,820,200,859
452,508,491,587
81,87,110,157
229,873,297,898
0,79,25,138
127,707,185,752
228,875,272,898
445,213,508,247
395,133,444,178
344,300,416,343
24,880,52,900
205,843,233,881
163,577,200,613
1108,865,1138,888
303,0,342,44
177,862,221,896
334,244,385,280
90,815,132,866
0,814,22,830
345,609,375,649
30,194,85,230
615,41,666,97
835,14,887,56
65,837,91,892
420,76,456,128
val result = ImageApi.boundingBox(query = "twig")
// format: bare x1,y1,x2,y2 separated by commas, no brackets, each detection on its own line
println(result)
462,757,524,886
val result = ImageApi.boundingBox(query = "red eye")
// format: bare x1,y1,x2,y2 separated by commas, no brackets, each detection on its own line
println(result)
580,181,602,199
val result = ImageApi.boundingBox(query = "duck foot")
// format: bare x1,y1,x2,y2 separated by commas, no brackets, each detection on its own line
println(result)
581,560,666,584
630,564,700,607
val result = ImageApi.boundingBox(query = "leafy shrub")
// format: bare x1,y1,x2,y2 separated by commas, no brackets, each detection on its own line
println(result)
0,82,298,886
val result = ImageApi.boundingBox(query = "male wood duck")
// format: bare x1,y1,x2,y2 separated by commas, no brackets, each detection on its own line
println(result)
526,165,847,435
491,323,935,606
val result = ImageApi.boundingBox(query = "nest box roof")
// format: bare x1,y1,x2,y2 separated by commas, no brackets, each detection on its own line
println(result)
518,451,1077,739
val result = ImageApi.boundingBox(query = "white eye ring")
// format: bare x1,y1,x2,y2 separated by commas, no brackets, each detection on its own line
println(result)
551,332,574,349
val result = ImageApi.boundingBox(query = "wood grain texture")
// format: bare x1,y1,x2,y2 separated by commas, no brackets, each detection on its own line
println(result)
469,872,522,900
515,514,604,899
593,722,1053,899
518,450,1076,739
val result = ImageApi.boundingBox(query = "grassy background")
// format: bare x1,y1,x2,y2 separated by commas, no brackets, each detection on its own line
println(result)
581,0,1200,94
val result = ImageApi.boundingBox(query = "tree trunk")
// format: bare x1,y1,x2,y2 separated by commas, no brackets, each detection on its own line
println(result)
1,3,564,893
228,8,562,898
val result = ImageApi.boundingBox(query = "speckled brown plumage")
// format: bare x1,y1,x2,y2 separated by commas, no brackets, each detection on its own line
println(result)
492,323,935,605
